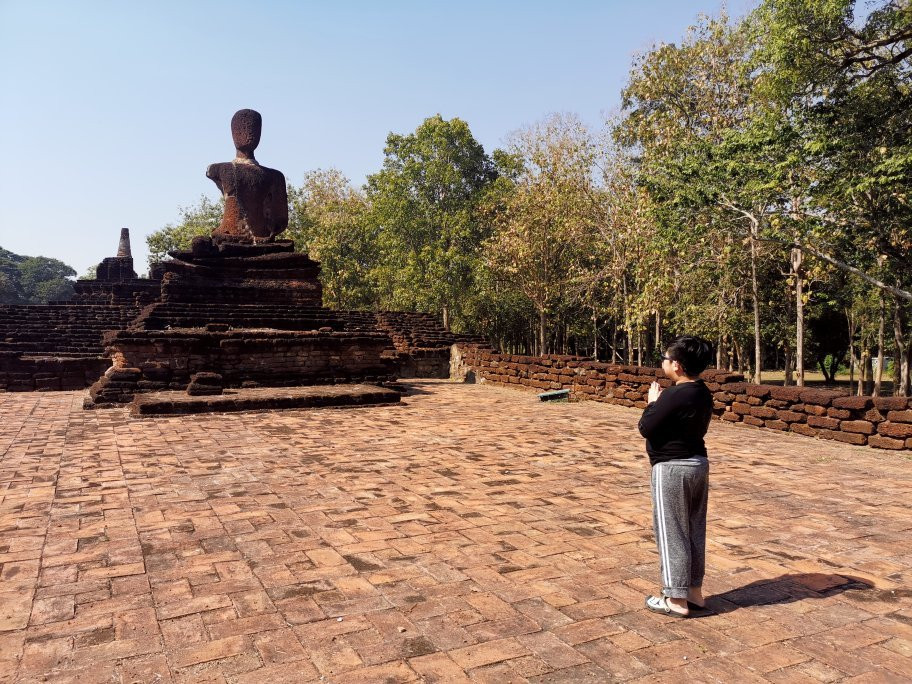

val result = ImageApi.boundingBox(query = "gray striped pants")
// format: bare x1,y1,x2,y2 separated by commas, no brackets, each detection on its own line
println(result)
650,456,709,599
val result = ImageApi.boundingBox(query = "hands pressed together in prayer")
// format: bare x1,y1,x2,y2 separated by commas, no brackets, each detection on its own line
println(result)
647,381,663,404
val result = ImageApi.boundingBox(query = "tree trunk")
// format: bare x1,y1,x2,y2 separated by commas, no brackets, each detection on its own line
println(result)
819,358,831,383
858,348,869,396
791,248,805,387
904,341,912,397
783,342,793,386
592,312,598,361
611,320,621,363
847,309,856,387
622,275,632,365
655,311,661,361
637,328,643,367
750,225,762,384
610,321,617,363
864,351,874,396
856,348,863,395
894,298,904,395
874,295,885,397
893,297,912,396
442,305,449,331
539,309,547,357
626,326,633,365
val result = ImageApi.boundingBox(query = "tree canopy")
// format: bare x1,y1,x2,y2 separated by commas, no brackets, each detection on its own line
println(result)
144,0,912,395
0,247,75,304
365,114,498,329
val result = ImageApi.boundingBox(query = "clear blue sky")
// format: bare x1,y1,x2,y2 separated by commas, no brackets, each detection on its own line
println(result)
0,0,753,276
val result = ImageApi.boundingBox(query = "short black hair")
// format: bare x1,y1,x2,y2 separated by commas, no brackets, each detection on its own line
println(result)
665,335,713,376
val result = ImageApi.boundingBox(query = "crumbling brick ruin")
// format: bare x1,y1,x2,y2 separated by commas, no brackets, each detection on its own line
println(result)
0,230,475,400
0,229,158,391
0,111,479,405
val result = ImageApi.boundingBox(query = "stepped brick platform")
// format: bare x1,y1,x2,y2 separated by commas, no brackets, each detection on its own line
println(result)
129,302,380,333
0,303,142,356
160,240,323,307
87,239,401,408
0,229,161,392
0,233,484,398
0,303,143,391
130,383,400,416
0,283,479,397
87,329,398,407
1,381,910,682
375,311,489,378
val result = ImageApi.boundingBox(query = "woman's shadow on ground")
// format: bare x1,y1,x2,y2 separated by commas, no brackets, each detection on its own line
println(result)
694,572,897,617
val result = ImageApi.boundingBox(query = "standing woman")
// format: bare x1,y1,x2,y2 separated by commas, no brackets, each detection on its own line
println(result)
638,336,714,617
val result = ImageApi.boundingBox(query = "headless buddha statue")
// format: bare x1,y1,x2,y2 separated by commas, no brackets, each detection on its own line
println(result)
207,109,288,243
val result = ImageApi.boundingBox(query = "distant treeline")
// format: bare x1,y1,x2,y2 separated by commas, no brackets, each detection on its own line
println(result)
148,0,912,395
0,247,75,304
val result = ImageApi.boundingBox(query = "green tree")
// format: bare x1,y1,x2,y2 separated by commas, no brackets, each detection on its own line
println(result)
78,265,98,280
366,114,497,330
287,169,377,309
753,0,912,392
0,248,26,304
484,114,596,355
0,247,75,303
20,257,75,302
617,13,771,378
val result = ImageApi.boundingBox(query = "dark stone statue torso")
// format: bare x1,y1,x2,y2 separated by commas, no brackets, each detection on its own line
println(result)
204,109,289,243
207,161,288,243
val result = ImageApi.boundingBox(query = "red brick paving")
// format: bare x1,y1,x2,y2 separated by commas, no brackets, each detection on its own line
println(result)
1,380,911,682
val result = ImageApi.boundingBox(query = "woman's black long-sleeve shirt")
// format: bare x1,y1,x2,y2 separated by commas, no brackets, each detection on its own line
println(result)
638,379,713,466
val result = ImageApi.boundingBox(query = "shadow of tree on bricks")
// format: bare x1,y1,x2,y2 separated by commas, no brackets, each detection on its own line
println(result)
400,382,443,396
704,573,881,615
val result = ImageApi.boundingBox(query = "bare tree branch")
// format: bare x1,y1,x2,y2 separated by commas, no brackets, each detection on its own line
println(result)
763,238,912,301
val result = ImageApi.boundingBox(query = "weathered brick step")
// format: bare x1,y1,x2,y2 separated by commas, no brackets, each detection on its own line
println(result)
130,383,401,416
0,304,141,356
0,343,104,353
2,327,121,335
17,352,104,359
136,303,380,332
142,316,364,326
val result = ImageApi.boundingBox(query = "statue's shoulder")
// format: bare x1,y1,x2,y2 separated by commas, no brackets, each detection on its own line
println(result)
261,165,286,183
206,161,233,179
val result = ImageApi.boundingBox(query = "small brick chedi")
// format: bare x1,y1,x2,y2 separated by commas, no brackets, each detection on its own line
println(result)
0,109,480,402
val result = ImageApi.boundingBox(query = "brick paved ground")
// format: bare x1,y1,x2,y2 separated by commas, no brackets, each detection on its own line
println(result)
1,380,911,683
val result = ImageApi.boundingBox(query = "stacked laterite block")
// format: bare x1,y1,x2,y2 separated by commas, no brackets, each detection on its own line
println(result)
0,303,143,390
454,344,912,451
0,228,161,392
716,386,912,449
69,278,161,305
86,239,402,407
90,328,397,405
376,311,489,378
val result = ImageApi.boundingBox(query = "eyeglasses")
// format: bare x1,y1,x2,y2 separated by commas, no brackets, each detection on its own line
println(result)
661,355,673,361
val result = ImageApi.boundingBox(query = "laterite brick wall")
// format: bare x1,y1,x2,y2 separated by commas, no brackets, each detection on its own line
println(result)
453,345,912,451
0,353,110,391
